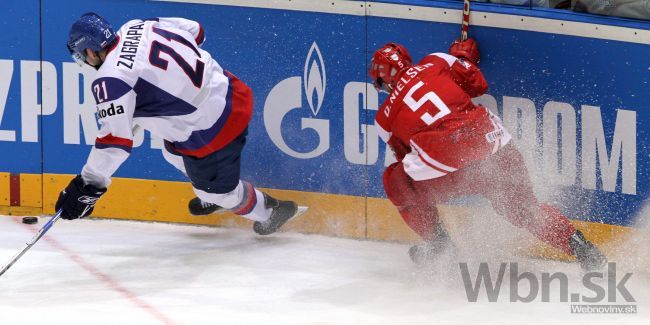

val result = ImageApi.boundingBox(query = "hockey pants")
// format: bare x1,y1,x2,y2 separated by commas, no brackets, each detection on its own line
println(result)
383,143,576,255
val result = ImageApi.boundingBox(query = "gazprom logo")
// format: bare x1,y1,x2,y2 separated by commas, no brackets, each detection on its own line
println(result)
304,42,326,117
264,42,330,159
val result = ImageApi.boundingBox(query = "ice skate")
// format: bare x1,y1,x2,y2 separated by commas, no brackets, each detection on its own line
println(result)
253,193,307,235
188,197,224,216
409,223,454,265
569,230,607,271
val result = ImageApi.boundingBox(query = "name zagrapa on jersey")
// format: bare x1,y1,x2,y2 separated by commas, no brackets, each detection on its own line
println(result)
116,22,145,69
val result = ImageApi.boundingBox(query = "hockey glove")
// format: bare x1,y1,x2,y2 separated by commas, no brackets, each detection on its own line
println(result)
55,175,106,220
449,38,480,64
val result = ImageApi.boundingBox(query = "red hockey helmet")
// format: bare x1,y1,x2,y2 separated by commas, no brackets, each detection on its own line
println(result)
369,43,413,92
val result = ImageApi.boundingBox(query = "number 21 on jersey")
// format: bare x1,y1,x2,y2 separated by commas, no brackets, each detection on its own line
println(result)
148,27,205,88
93,80,108,103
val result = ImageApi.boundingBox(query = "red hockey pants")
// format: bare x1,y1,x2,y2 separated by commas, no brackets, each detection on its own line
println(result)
383,143,576,255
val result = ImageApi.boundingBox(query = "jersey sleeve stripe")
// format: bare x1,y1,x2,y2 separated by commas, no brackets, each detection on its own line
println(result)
96,134,133,153
195,24,205,45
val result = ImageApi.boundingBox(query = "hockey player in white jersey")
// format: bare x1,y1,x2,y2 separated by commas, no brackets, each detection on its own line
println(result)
58,13,303,235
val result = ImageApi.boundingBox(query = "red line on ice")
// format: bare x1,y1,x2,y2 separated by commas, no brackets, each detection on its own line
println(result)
15,218,174,324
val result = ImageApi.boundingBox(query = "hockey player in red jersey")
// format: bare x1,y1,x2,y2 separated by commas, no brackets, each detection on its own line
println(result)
369,40,606,271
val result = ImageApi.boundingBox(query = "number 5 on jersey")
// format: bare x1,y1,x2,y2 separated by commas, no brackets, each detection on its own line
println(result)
403,81,451,126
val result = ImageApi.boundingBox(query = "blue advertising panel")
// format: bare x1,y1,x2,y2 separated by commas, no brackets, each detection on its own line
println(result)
40,0,371,196
0,0,42,174
0,0,645,227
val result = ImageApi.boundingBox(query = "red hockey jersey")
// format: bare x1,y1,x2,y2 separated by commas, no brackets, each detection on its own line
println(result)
375,52,511,181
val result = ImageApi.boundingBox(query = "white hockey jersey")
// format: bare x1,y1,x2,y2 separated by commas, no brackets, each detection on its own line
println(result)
81,18,253,188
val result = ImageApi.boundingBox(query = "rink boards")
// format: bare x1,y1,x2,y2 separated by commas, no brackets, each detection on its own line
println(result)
0,0,648,251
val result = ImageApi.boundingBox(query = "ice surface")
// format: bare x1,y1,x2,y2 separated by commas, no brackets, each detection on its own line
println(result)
0,215,648,325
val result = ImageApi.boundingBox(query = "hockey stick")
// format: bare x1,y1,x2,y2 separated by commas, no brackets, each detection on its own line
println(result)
0,209,64,277
461,0,471,41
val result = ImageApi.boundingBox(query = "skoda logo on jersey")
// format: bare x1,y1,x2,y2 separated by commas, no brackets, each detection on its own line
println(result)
264,42,330,159
97,103,125,119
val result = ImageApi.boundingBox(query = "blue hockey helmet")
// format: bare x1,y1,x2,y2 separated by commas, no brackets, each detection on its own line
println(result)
67,13,116,65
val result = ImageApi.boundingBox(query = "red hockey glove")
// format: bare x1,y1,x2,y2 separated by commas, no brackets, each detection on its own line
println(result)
449,38,480,64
